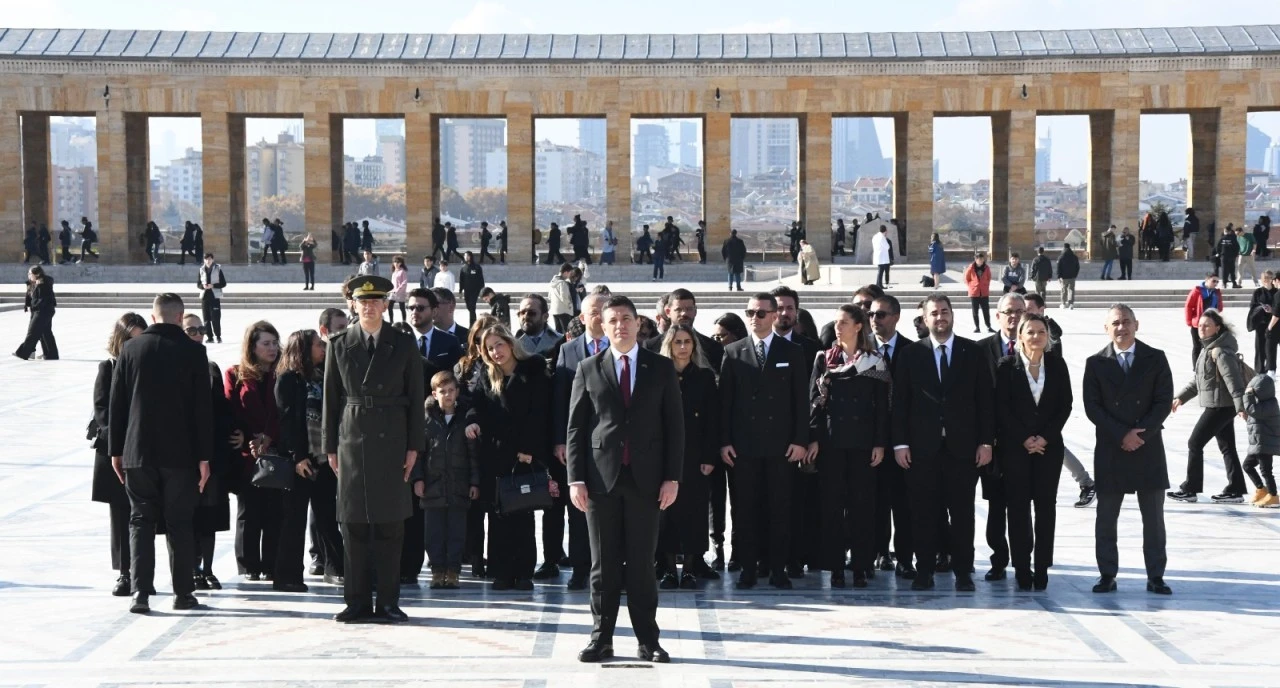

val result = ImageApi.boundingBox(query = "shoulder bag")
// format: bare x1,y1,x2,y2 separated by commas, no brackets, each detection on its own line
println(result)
494,461,553,514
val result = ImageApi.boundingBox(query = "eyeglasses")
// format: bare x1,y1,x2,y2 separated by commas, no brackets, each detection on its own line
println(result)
869,310,892,319
712,334,728,342
744,309,775,319
183,327,203,336
407,305,429,312
998,309,1026,317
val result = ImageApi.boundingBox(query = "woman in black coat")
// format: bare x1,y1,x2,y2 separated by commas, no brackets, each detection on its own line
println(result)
656,324,720,589
467,327,551,591
14,265,59,360
806,304,891,588
995,313,1073,591
92,312,148,596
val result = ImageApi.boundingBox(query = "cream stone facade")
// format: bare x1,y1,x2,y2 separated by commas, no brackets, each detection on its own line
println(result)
2,27,1279,264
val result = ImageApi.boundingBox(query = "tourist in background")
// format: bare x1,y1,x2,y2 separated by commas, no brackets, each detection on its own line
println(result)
480,222,496,264
179,221,197,265
58,220,73,264
1167,309,1248,504
13,265,59,360
499,219,509,264
652,231,668,281
1001,252,1027,294
1183,208,1200,260
300,234,317,290
36,222,51,264
1155,211,1175,262
459,251,486,326
270,219,288,264
1100,225,1118,280
79,217,98,261
696,220,708,264
964,251,995,334
388,255,409,324
601,220,618,265
1184,273,1223,368
420,255,440,290
1118,226,1136,280
358,250,380,277
1255,215,1272,259
92,312,148,596
546,222,565,265
798,240,821,286
1057,244,1080,310
1215,224,1241,288
834,219,847,257
928,233,946,289
1029,246,1052,295
1236,225,1259,287
432,260,456,293
1243,371,1280,508
360,220,375,254
872,224,894,288
548,263,576,334
480,287,511,328
722,229,747,292
21,222,37,264
226,321,283,582
197,253,225,344
259,219,276,264
144,221,162,264
1247,270,1277,374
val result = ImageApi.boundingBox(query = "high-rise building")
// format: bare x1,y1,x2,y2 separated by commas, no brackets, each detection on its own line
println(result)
531,141,605,204
375,119,404,139
729,119,798,177
1266,139,1280,177
344,155,386,189
49,117,97,169
379,134,406,185
633,123,670,179
440,118,506,194
154,148,203,208
245,132,305,208
678,120,700,168
578,119,606,159
832,118,890,182
1035,128,1052,184
52,166,98,225
1247,123,1271,172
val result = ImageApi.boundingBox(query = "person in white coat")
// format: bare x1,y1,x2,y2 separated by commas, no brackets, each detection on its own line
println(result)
871,225,894,288
433,259,458,293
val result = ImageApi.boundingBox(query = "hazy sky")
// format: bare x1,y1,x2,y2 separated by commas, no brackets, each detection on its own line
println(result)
22,0,1276,183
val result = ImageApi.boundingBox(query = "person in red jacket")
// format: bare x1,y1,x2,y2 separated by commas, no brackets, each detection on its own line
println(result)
1185,274,1224,369
225,321,283,584
964,251,996,334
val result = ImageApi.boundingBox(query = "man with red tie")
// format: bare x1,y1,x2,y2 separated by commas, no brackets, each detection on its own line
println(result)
978,291,1025,583
567,295,684,664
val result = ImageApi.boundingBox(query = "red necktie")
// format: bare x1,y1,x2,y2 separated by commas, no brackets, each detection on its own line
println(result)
1007,341,1014,356
620,353,631,466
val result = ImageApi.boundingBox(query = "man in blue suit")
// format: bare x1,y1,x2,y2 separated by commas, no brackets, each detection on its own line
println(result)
407,288,464,382
550,292,609,590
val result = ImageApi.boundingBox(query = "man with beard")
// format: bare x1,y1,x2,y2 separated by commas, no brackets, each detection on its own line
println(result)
516,294,565,364
408,288,464,382
868,293,917,579
642,289,723,371
431,287,469,345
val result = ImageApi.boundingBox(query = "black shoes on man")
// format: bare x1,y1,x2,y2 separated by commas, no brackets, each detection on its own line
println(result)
333,605,409,623
577,641,670,664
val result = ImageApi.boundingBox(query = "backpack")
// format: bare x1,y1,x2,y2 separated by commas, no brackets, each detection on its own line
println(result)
1213,348,1255,386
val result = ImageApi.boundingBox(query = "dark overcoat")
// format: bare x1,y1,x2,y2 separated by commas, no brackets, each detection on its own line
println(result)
1082,341,1173,493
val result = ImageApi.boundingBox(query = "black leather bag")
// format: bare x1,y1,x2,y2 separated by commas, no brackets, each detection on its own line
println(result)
250,450,295,490
494,463,553,515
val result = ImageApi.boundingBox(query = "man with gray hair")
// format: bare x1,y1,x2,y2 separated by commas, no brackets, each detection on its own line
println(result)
976,291,1024,582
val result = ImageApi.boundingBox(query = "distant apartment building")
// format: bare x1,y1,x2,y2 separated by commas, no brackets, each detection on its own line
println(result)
633,123,671,179
440,118,506,194
52,166,98,224
730,119,798,177
154,148,203,208
379,134,406,184
345,154,386,188
578,119,607,159
245,132,305,208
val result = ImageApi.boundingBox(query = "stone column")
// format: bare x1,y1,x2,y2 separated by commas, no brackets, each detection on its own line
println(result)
21,115,50,238
1204,105,1246,230
990,110,1037,257
1087,111,1115,256
1188,109,1218,229
1104,107,1141,240
404,110,437,260
506,108,534,264
0,110,22,262
801,112,833,258
101,112,151,264
605,112,631,245
304,111,339,263
894,110,933,261
226,117,246,263
200,112,235,261
704,111,732,249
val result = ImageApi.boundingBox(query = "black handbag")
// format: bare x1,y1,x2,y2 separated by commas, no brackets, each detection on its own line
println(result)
494,462,553,515
250,450,295,490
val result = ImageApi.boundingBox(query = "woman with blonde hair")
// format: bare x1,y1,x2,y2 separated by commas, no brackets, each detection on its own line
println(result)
467,326,550,590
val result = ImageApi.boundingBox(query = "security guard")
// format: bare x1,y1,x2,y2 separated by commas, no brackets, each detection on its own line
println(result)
323,275,426,623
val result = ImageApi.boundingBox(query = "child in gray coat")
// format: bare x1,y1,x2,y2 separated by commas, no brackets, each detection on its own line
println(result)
1243,372,1280,507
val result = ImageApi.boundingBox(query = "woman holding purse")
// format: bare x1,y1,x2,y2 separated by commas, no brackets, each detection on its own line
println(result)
226,321,283,583
995,313,1073,591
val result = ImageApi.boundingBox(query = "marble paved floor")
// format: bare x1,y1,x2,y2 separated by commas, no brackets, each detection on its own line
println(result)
2,300,1279,688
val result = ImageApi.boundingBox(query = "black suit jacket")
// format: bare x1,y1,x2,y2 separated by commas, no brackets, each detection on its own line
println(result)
643,330,724,373
414,327,464,376
108,323,213,469
566,347,684,496
979,332,1018,381
553,335,597,446
994,354,1073,462
779,330,820,377
875,332,912,375
890,334,995,461
719,335,809,458
1082,341,1173,493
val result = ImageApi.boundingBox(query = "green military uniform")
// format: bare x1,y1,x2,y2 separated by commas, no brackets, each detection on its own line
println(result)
322,276,425,621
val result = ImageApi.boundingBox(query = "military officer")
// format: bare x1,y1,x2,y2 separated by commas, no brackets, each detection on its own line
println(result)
323,275,426,623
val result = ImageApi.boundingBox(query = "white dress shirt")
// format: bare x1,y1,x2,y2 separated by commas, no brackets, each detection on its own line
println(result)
612,345,638,390
928,333,956,382
1020,352,1045,404
750,332,776,360
1113,342,1137,371
415,327,434,356
876,332,901,359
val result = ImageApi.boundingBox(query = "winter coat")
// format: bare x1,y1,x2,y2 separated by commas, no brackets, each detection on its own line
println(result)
548,275,574,316
1082,340,1174,494
1029,255,1053,282
411,398,480,509
1176,330,1246,412
928,240,946,274
872,231,893,266
799,245,821,282
963,262,992,297
1184,283,1224,328
1244,373,1280,456
722,236,747,272
1056,251,1080,279
1101,232,1119,260
466,356,551,503
1000,263,1026,291
1118,233,1135,260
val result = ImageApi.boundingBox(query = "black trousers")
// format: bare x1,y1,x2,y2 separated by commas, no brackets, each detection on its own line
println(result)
707,463,729,554
1255,327,1270,375
302,261,316,288
1244,453,1277,494
201,296,221,340
907,450,978,578
1181,406,1246,495
1095,488,1166,579
819,448,877,572
14,308,58,360
235,487,283,575
488,509,535,581
310,465,344,575
876,264,890,287
1004,451,1064,575
971,297,992,330
873,459,912,564
275,474,315,585
342,520,403,609
425,506,468,571
981,473,1009,570
1267,329,1280,373
1222,257,1238,285
586,468,661,645
1119,258,1133,279
401,493,425,578
124,466,198,596
1190,328,1202,370
735,455,794,578
109,500,131,572
464,294,479,326
790,470,822,568
553,314,573,334
541,502,566,565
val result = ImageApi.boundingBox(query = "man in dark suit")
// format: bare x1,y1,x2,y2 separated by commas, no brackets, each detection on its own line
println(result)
976,292,1025,582
642,288,724,372
1083,305,1174,595
109,293,213,614
720,292,809,590
431,287,469,346
891,294,995,592
550,292,610,590
568,295,684,664
407,288,464,380
769,286,821,576
869,293,916,578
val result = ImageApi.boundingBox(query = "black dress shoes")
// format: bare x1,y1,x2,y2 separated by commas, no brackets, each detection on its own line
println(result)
895,562,917,579
323,573,345,585
712,546,725,571
514,578,534,591
1033,571,1048,591
694,565,721,581
984,567,1006,581
726,559,741,572
335,605,373,623
852,572,869,589
112,574,131,597
785,563,805,579
492,578,513,591
273,582,309,593
735,572,757,589
769,574,793,590
830,572,846,589
204,573,222,590
911,575,935,591
532,563,561,580
308,563,324,576
935,554,952,573
638,644,670,663
194,573,211,590
1092,576,1117,593
130,592,150,614
578,641,614,663
678,572,698,590
954,576,976,592
1146,578,1173,595
659,573,679,590
1015,571,1033,591
876,555,895,571
377,606,409,623
173,593,202,610
566,572,588,591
